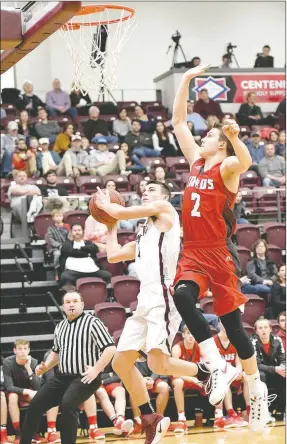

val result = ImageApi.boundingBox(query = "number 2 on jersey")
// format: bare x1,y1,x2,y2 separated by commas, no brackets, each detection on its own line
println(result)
191,192,201,217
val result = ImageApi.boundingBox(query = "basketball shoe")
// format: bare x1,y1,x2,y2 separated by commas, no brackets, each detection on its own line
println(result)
249,382,276,432
141,413,170,444
173,421,187,435
113,417,134,437
0,429,9,444
89,428,105,441
47,431,61,443
204,360,239,405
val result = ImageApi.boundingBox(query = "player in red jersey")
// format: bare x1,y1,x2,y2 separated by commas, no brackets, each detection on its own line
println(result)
171,64,270,432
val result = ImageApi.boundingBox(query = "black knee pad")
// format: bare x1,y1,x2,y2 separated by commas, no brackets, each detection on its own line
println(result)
220,309,255,360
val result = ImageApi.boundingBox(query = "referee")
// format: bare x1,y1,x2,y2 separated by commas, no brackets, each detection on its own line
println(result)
19,290,116,444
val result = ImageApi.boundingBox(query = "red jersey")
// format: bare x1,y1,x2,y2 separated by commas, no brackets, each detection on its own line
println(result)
182,158,236,245
214,334,237,366
177,340,201,363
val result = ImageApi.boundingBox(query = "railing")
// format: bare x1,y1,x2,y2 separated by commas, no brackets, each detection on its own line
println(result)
46,291,64,327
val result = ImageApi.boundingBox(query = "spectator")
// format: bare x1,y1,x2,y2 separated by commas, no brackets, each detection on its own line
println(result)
28,137,39,156
269,130,279,144
193,88,224,121
104,180,134,230
12,139,37,178
190,56,201,67
134,105,154,133
245,130,265,173
36,138,61,175
270,264,286,319
125,120,156,158
259,143,285,187
84,137,123,177
53,124,74,156
62,134,89,177
35,107,61,143
233,190,251,224
3,339,59,443
252,318,285,418
17,109,36,140
7,171,41,223
186,120,202,143
275,131,286,157
59,223,112,287
277,312,286,351
218,53,230,68
245,239,277,305
152,121,178,157
254,45,274,68
1,107,7,120
112,108,132,140
117,142,145,173
46,210,70,269
275,98,286,130
170,100,207,135
1,121,25,176
41,170,69,213
206,114,220,131
46,78,78,123
127,179,149,207
84,106,118,143
237,92,276,127
84,215,108,252
153,166,180,206
81,136,92,153
15,80,45,116
69,82,92,108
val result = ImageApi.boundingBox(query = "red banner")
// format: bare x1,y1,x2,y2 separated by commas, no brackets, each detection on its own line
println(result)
233,74,286,103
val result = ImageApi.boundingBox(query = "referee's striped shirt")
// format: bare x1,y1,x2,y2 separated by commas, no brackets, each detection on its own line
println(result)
52,313,114,375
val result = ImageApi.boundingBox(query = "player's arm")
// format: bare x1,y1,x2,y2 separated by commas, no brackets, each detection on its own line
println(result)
106,224,136,263
172,64,210,166
221,120,252,177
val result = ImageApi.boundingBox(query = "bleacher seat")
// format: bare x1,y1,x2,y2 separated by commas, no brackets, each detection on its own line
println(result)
76,277,107,309
270,320,280,335
241,295,266,325
64,210,89,228
140,157,166,170
129,173,145,188
235,224,260,249
94,302,126,335
111,276,140,308
173,331,182,345
130,300,138,312
117,101,138,109
166,157,189,174
104,175,131,192
34,212,53,239
113,329,123,345
240,188,256,210
146,105,167,119
52,115,73,127
97,253,125,277
242,322,254,336
267,245,283,265
200,297,213,314
253,187,278,216
181,172,190,188
56,177,77,194
27,178,47,188
239,171,261,189
117,230,136,246
75,176,103,194
141,101,162,108
262,222,285,250
237,246,251,274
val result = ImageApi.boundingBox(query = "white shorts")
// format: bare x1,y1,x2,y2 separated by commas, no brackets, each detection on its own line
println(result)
117,281,181,357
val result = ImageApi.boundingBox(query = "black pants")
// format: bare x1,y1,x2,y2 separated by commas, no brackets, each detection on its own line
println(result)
60,269,112,286
19,374,100,444
259,371,286,413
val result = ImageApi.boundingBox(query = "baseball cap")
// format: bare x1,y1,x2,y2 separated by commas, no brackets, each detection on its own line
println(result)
72,134,82,141
39,137,49,145
8,121,18,131
251,130,260,137
97,137,108,144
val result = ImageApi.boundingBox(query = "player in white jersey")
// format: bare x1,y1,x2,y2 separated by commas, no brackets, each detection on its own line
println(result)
95,181,212,444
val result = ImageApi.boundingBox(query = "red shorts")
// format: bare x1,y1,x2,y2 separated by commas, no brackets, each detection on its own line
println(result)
104,382,122,396
149,379,165,394
7,392,30,407
174,242,247,316
231,379,242,391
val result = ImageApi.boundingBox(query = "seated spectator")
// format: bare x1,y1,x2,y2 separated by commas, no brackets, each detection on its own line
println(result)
17,109,36,140
269,130,279,144
59,223,112,287
104,180,134,230
0,377,9,444
84,106,118,143
275,98,286,130
36,138,61,176
152,121,178,157
186,121,202,143
125,120,156,158
35,107,61,143
275,131,286,157
117,141,145,174
53,124,74,156
84,215,108,252
62,134,89,177
194,89,224,121
259,143,285,187
213,321,248,428
46,210,70,269
12,139,37,178
7,171,41,223
134,105,155,133
3,339,59,443
233,190,251,224
252,318,286,419
245,239,277,305
277,312,286,351
1,121,25,176
69,82,92,108
171,326,211,434
206,114,220,131
28,137,39,155
15,80,45,116
245,130,265,172
1,107,7,120
81,136,92,153
127,179,149,207
46,78,78,124
41,170,69,213
112,108,132,140
270,264,286,319
153,166,180,206
84,137,122,177
190,56,201,67
254,45,274,68
237,92,276,127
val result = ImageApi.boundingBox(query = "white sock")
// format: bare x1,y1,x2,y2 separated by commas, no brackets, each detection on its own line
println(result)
199,338,224,370
215,408,223,419
134,416,142,424
178,411,186,421
244,370,262,394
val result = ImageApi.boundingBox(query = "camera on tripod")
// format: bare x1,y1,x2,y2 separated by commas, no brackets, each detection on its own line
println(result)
227,43,237,53
225,43,239,67
172,31,181,45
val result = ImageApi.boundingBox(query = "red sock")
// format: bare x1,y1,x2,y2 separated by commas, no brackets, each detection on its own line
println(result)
246,406,250,416
227,409,236,418
13,422,20,434
47,421,56,431
88,416,97,429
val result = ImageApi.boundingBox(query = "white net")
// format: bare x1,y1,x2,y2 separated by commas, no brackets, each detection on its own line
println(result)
58,5,137,96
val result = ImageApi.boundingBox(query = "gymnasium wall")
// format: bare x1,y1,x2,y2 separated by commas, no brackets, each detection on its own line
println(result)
3,1,286,103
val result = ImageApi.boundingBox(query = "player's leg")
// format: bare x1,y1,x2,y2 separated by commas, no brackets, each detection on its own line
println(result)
95,387,117,423
153,381,169,415
46,407,61,443
8,393,21,439
83,395,105,441
0,391,9,444
171,378,188,434
111,385,126,420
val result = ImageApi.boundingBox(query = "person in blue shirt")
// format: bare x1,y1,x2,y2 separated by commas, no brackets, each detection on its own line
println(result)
245,130,265,174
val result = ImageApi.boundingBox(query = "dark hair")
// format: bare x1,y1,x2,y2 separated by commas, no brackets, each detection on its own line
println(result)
135,105,146,114
62,289,84,304
222,53,228,60
263,45,270,49
136,219,146,228
199,88,208,93
135,179,148,197
62,123,74,133
252,239,268,259
277,311,286,322
105,179,117,188
147,180,171,201
277,264,285,284
118,107,127,118
213,122,235,156
247,91,256,100
155,120,169,139
37,107,47,113
191,56,201,67
131,118,142,126
71,223,83,230
44,169,57,178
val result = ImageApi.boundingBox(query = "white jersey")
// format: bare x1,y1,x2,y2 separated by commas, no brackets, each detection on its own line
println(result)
135,207,181,285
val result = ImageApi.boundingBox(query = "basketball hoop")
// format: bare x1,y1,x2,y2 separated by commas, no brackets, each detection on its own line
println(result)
59,4,136,96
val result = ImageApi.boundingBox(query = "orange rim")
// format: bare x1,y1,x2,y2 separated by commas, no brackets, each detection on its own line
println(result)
61,4,135,30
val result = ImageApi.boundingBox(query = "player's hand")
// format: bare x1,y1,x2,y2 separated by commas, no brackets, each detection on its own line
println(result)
35,362,47,376
24,356,32,370
95,187,110,209
275,366,286,378
184,64,211,80
81,365,99,384
222,119,240,139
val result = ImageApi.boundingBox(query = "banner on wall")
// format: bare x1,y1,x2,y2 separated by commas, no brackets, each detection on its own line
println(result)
189,74,286,103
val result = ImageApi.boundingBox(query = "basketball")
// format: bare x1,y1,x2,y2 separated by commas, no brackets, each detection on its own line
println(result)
89,189,125,226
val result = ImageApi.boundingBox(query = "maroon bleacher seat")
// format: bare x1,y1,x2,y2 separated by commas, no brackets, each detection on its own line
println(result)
75,176,103,194
262,223,286,250
239,171,261,189
253,187,278,215
117,101,138,108
166,157,189,174
173,331,183,346
76,277,107,309
235,224,260,249
104,175,131,192
237,246,251,274
146,105,167,119
200,297,213,314
34,212,53,239
111,276,140,308
94,302,126,335
52,115,73,127
1,104,17,115
241,295,265,325
27,178,47,188
113,329,123,345
267,245,283,265
269,320,280,335
140,157,166,170
141,101,162,108
181,172,190,188
56,177,77,194
130,300,138,312
97,253,125,277
240,188,256,210
64,210,89,228
242,322,254,336
129,173,144,188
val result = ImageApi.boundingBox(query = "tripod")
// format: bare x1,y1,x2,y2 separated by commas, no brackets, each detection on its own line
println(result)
97,72,117,103
227,50,240,68
167,41,188,68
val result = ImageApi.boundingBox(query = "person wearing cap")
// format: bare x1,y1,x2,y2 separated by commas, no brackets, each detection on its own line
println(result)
193,89,224,121
84,137,123,177
1,121,26,176
35,108,61,143
36,138,62,175
245,131,266,171
237,92,276,127
259,143,285,187
12,139,37,178
61,134,89,177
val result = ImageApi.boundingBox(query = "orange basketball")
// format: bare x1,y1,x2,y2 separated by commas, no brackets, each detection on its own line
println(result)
89,189,125,226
